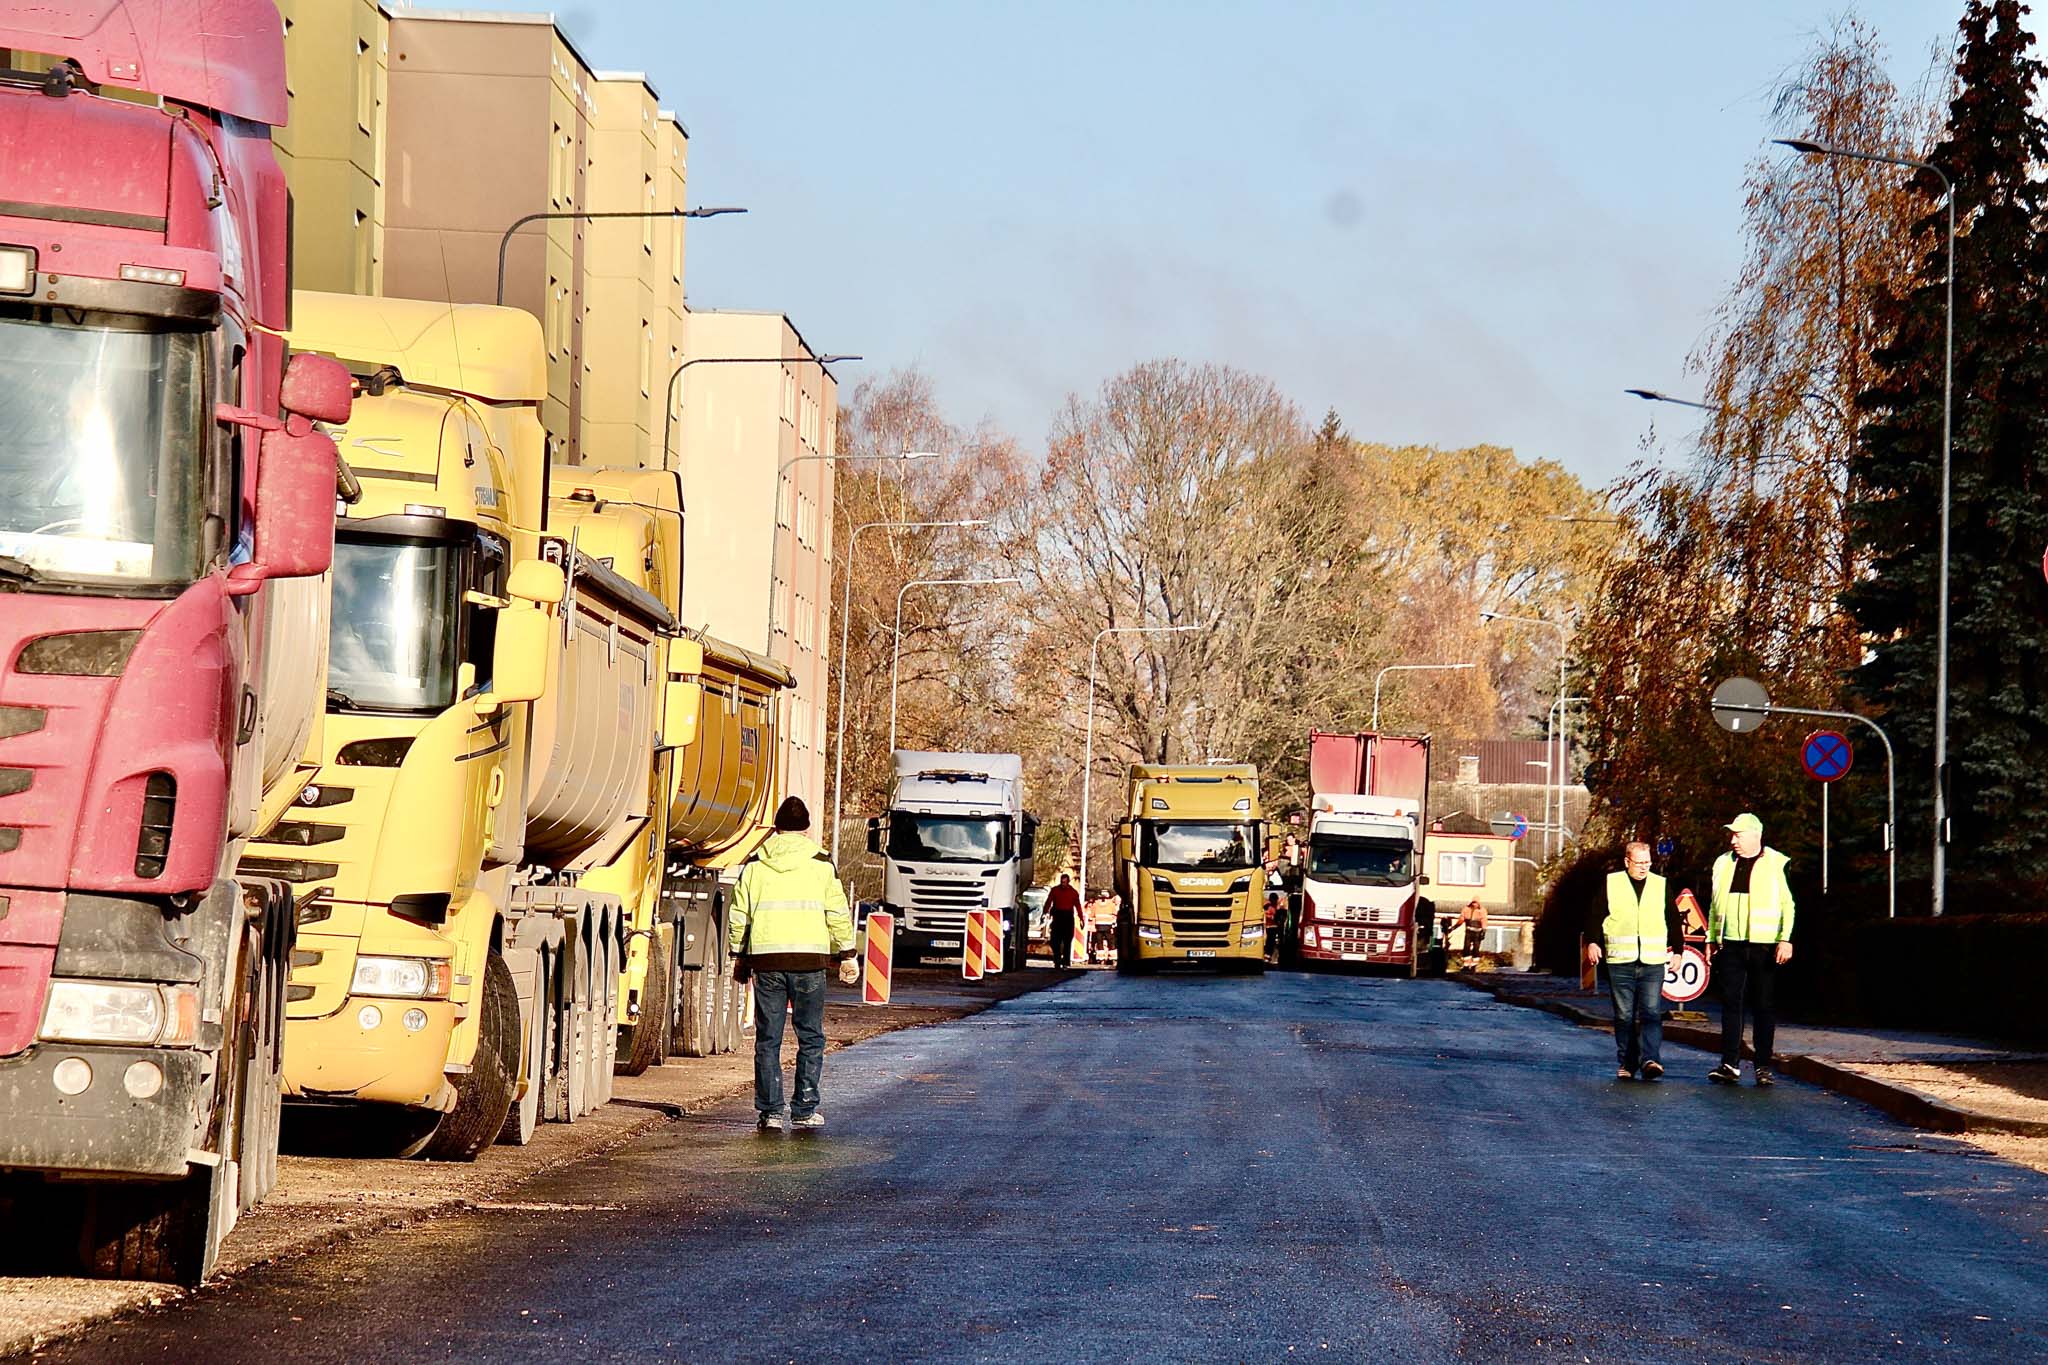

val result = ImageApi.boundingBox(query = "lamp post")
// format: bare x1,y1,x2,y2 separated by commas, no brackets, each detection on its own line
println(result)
493,205,745,307
766,450,934,655
1481,611,1570,860
1078,624,1206,898
1775,137,1957,917
659,352,859,474
828,517,990,867
1370,662,1475,732
887,576,1020,753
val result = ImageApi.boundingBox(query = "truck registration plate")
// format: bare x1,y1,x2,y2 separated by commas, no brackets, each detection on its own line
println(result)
1188,949,1216,959
1341,952,1370,962
933,939,960,949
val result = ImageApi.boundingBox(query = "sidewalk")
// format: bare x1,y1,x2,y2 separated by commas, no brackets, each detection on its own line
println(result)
1462,970,2048,1140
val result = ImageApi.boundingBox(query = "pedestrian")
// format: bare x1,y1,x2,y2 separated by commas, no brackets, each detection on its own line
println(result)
1584,841,1683,1081
1047,873,1082,969
1089,893,1119,964
1459,897,1488,967
729,796,856,1131
1706,812,1795,1088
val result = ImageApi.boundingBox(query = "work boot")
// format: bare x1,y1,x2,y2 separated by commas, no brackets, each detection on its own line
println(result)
1615,1067,1633,1081
1754,1069,1776,1088
758,1113,786,1132
1641,1061,1664,1082
792,1112,826,1130
1708,1063,1740,1085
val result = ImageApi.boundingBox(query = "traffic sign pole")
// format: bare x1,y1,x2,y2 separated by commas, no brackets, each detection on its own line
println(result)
1711,693,1896,919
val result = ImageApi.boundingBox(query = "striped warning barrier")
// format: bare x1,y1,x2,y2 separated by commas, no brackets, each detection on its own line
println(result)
986,909,1004,974
962,909,986,981
863,911,894,1006
1071,911,1087,967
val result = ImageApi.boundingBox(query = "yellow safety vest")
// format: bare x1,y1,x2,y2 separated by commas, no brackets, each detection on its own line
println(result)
1709,848,1795,945
1602,871,1669,965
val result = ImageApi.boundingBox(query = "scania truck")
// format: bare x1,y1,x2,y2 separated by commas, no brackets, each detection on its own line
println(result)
0,1,354,1283
1293,731,1433,975
1114,765,1268,973
869,751,1036,965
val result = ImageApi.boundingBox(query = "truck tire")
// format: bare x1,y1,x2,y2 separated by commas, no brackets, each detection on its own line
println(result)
423,953,519,1161
499,947,549,1146
714,938,740,1055
590,921,619,1109
619,929,671,1075
238,906,288,1209
542,951,575,1124
677,960,713,1058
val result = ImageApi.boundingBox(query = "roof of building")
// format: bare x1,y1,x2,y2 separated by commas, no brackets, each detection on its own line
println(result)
1439,739,1559,786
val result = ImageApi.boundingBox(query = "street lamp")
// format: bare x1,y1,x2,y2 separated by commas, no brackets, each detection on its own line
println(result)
886,576,1020,753
1078,624,1207,897
1370,662,1475,732
660,352,860,474
1775,137,1958,916
1481,611,1571,860
493,205,745,307
767,450,935,654
829,517,991,867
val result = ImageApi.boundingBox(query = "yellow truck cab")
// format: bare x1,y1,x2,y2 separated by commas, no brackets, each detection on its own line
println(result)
1114,764,1268,974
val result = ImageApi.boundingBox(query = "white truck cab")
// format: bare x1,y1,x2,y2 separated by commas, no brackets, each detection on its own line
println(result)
1299,794,1427,969
868,752,1037,964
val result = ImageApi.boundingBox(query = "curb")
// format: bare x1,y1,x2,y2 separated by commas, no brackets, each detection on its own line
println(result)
1460,973,2048,1139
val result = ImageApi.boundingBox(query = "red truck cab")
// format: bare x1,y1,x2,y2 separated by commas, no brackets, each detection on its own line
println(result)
0,2,349,1284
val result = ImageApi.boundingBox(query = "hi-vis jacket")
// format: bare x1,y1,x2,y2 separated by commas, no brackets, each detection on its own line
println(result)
729,831,855,972
1600,871,1670,965
1708,847,1796,945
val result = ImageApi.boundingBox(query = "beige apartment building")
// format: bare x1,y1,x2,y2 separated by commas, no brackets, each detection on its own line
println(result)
679,311,841,820
274,7,841,818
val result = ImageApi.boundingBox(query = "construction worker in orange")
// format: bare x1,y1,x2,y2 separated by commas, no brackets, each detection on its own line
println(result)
1088,892,1119,965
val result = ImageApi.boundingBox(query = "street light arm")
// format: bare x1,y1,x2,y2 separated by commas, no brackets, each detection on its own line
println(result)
495,206,748,307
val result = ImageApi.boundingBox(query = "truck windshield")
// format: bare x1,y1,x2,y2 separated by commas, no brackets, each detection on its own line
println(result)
887,814,1009,864
1141,821,1258,871
328,537,461,713
1309,836,1413,886
0,308,206,584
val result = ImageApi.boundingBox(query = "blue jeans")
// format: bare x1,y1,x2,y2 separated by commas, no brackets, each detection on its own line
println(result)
1607,960,1665,1073
753,969,827,1119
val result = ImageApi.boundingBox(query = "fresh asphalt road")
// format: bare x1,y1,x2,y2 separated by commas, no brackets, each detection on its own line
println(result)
23,971,2048,1363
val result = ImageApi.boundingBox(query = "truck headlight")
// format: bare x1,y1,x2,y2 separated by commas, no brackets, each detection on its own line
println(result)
1240,924,1264,940
39,980,200,1046
1137,924,1163,941
351,955,452,999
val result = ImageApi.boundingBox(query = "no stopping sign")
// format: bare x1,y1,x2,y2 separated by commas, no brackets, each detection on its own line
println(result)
1662,946,1710,1003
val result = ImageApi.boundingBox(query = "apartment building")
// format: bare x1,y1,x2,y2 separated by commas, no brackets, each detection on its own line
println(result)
679,311,842,820
275,0,387,296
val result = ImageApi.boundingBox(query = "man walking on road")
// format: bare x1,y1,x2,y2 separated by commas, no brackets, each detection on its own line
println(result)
730,797,856,1131
1706,812,1795,1088
1047,873,1081,969
1585,841,1683,1081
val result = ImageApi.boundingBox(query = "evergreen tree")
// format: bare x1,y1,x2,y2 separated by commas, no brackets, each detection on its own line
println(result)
1846,0,2048,903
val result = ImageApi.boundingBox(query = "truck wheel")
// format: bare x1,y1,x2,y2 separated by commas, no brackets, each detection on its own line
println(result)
591,921,619,1108
542,951,574,1124
677,959,713,1058
423,953,519,1161
499,948,547,1146
715,940,741,1055
238,909,288,1209
620,930,671,1075
76,1160,233,1287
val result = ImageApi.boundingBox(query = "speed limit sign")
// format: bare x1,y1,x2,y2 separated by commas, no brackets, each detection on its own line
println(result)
1662,946,1710,1003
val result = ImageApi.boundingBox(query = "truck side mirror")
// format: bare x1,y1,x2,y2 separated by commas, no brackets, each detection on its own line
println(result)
225,426,340,596
280,352,354,424
866,816,882,855
507,560,566,606
478,601,550,713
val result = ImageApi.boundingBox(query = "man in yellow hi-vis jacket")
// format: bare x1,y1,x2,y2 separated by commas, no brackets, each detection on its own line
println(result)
1584,841,1685,1081
730,797,855,1131
1707,812,1795,1089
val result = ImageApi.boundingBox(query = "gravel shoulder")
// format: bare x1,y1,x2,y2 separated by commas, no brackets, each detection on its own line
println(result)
0,965,1077,1357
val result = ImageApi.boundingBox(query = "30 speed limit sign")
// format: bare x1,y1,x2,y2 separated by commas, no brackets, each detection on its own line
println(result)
1662,946,1710,1003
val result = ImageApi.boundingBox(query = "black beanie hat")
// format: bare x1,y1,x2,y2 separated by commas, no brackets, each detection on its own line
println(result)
774,796,810,832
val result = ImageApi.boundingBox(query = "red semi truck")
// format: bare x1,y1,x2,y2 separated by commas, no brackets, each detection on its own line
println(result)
1289,731,1435,975
0,2,351,1283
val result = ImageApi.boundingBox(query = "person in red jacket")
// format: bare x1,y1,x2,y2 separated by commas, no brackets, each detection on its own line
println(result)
1046,874,1082,968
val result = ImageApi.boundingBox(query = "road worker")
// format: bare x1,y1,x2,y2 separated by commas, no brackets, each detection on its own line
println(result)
1584,841,1684,1081
730,797,856,1131
1046,874,1082,969
1706,812,1795,1088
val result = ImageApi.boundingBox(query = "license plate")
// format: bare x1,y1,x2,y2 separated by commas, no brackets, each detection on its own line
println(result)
932,939,960,948
1188,949,1216,959
1341,952,1369,962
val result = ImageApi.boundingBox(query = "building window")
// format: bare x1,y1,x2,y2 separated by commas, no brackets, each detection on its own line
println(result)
354,39,374,135
1436,850,1491,887
776,476,791,530
639,319,652,399
796,493,816,550
549,123,563,207
781,371,796,426
642,175,655,255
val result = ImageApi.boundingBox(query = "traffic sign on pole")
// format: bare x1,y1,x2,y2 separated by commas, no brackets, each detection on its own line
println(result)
1662,946,1711,1004
1802,729,1852,783
1711,677,1771,733
1655,836,1674,860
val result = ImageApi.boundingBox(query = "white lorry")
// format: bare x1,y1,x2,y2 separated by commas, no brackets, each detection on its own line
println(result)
868,752,1037,965
1297,793,1430,975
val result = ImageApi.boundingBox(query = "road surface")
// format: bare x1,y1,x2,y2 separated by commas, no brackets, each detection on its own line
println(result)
23,970,2048,1362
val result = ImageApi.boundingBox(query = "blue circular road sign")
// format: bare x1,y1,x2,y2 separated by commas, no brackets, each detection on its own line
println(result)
1802,729,1852,783
1655,836,1675,859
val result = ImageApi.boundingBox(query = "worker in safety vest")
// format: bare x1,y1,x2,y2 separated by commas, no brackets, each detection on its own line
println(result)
1584,840,1684,1081
730,796,856,1131
1706,811,1795,1088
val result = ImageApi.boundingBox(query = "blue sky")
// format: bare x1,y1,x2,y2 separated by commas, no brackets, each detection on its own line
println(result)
468,1,1960,487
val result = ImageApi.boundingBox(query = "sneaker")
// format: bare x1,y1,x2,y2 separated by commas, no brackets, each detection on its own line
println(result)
1641,1061,1665,1082
1754,1069,1776,1088
1615,1067,1633,1081
792,1112,826,1130
1709,1063,1741,1085
758,1113,785,1131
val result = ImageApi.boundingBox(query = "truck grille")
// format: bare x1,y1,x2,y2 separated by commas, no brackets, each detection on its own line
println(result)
1319,923,1396,950
1322,903,1400,925
908,878,989,912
